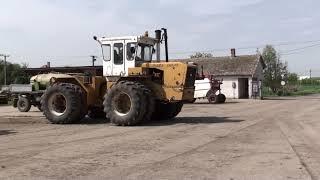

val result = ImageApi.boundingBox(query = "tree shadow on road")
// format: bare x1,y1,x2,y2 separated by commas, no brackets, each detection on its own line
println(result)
144,116,244,126
0,130,17,136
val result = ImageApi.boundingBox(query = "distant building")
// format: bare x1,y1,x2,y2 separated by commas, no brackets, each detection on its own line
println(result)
23,66,103,76
179,49,266,99
299,76,310,80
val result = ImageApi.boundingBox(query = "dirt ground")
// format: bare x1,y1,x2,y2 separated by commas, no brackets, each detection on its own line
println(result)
1,95,320,180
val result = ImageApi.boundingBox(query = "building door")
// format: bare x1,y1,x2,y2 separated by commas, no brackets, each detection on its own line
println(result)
238,78,249,99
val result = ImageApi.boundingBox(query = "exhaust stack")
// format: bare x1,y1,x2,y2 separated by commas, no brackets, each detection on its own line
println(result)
155,30,162,62
161,28,169,62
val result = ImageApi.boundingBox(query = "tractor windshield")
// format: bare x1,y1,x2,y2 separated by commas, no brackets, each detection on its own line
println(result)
135,43,153,62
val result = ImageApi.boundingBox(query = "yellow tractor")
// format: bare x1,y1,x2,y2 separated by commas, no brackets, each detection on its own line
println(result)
41,29,196,125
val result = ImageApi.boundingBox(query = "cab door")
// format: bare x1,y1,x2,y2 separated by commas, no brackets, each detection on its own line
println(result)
112,40,125,76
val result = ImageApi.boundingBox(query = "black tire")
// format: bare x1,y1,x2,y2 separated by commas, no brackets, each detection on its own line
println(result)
87,107,106,119
37,105,43,112
41,83,85,124
206,90,218,104
217,94,226,103
17,97,31,112
103,81,150,126
207,94,219,104
137,83,155,122
152,102,183,120
12,98,18,108
190,98,196,103
168,102,183,119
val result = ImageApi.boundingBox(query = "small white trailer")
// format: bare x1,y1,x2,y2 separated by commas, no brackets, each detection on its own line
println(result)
193,76,226,104
194,78,211,99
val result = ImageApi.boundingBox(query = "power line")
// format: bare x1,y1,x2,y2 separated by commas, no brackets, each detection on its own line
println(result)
280,43,320,56
5,38,320,62
7,39,320,58
169,39,320,55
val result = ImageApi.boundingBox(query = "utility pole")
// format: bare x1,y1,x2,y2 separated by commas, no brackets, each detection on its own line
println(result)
90,55,97,67
0,54,10,85
309,69,312,79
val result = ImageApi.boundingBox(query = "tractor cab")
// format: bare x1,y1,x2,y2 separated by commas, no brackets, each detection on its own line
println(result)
94,32,161,77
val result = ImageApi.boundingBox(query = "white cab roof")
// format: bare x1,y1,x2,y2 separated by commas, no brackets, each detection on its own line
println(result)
100,36,138,42
99,35,157,45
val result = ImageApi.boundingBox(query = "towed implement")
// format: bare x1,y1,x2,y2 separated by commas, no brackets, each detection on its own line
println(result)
41,29,197,126
10,73,68,112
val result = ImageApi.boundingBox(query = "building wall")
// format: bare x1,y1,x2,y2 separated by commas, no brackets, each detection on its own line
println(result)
253,62,264,80
219,76,260,99
249,78,252,98
199,60,265,99
252,61,264,98
219,76,240,99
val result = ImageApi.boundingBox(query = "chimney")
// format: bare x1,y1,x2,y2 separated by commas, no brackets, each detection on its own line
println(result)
47,62,51,68
231,48,236,58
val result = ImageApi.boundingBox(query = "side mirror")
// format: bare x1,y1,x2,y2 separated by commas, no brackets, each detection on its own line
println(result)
93,36,98,41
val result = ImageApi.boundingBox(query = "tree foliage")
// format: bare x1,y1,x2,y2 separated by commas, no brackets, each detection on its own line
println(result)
0,60,30,85
190,52,213,59
287,73,298,85
262,45,288,93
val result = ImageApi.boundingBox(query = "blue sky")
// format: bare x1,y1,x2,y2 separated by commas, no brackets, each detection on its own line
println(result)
0,0,320,76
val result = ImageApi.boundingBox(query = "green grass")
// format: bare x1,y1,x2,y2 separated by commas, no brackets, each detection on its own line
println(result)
290,85,320,96
263,85,320,97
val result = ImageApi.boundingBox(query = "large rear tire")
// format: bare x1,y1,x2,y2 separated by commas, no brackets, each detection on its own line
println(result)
103,81,151,126
17,97,31,112
37,105,43,112
152,102,183,120
41,83,85,124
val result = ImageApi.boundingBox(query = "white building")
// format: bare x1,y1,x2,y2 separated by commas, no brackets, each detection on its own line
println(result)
299,76,310,80
181,49,266,99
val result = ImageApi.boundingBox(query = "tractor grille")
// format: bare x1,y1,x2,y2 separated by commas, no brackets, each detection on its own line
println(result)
185,67,196,87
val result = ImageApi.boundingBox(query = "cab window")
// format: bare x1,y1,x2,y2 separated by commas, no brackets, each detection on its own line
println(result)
136,44,153,62
113,43,123,65
102,44,111,61
127,43,136,60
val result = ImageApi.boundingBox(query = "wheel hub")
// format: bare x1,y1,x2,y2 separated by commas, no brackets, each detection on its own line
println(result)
48,92,67,116
19,100,25,108
113,92,132,116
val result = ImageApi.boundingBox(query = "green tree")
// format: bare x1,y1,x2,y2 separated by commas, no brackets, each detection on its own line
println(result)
262,45,288,93
0,60,30,85
190,52,213,59
287,73,298,85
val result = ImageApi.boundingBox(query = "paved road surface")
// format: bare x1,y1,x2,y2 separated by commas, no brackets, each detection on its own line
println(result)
0,95,320,180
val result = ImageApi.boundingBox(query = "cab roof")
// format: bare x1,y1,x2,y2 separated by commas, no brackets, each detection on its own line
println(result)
99,35,157,45
100,36,138,42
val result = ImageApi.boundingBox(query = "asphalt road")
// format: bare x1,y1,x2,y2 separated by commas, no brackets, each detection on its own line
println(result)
0,95,320,180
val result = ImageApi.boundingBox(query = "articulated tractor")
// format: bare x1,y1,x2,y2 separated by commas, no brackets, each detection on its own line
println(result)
41,29,197,125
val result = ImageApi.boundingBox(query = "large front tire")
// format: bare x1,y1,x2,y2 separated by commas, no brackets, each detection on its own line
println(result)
103,81,150,126
41,83,85,124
